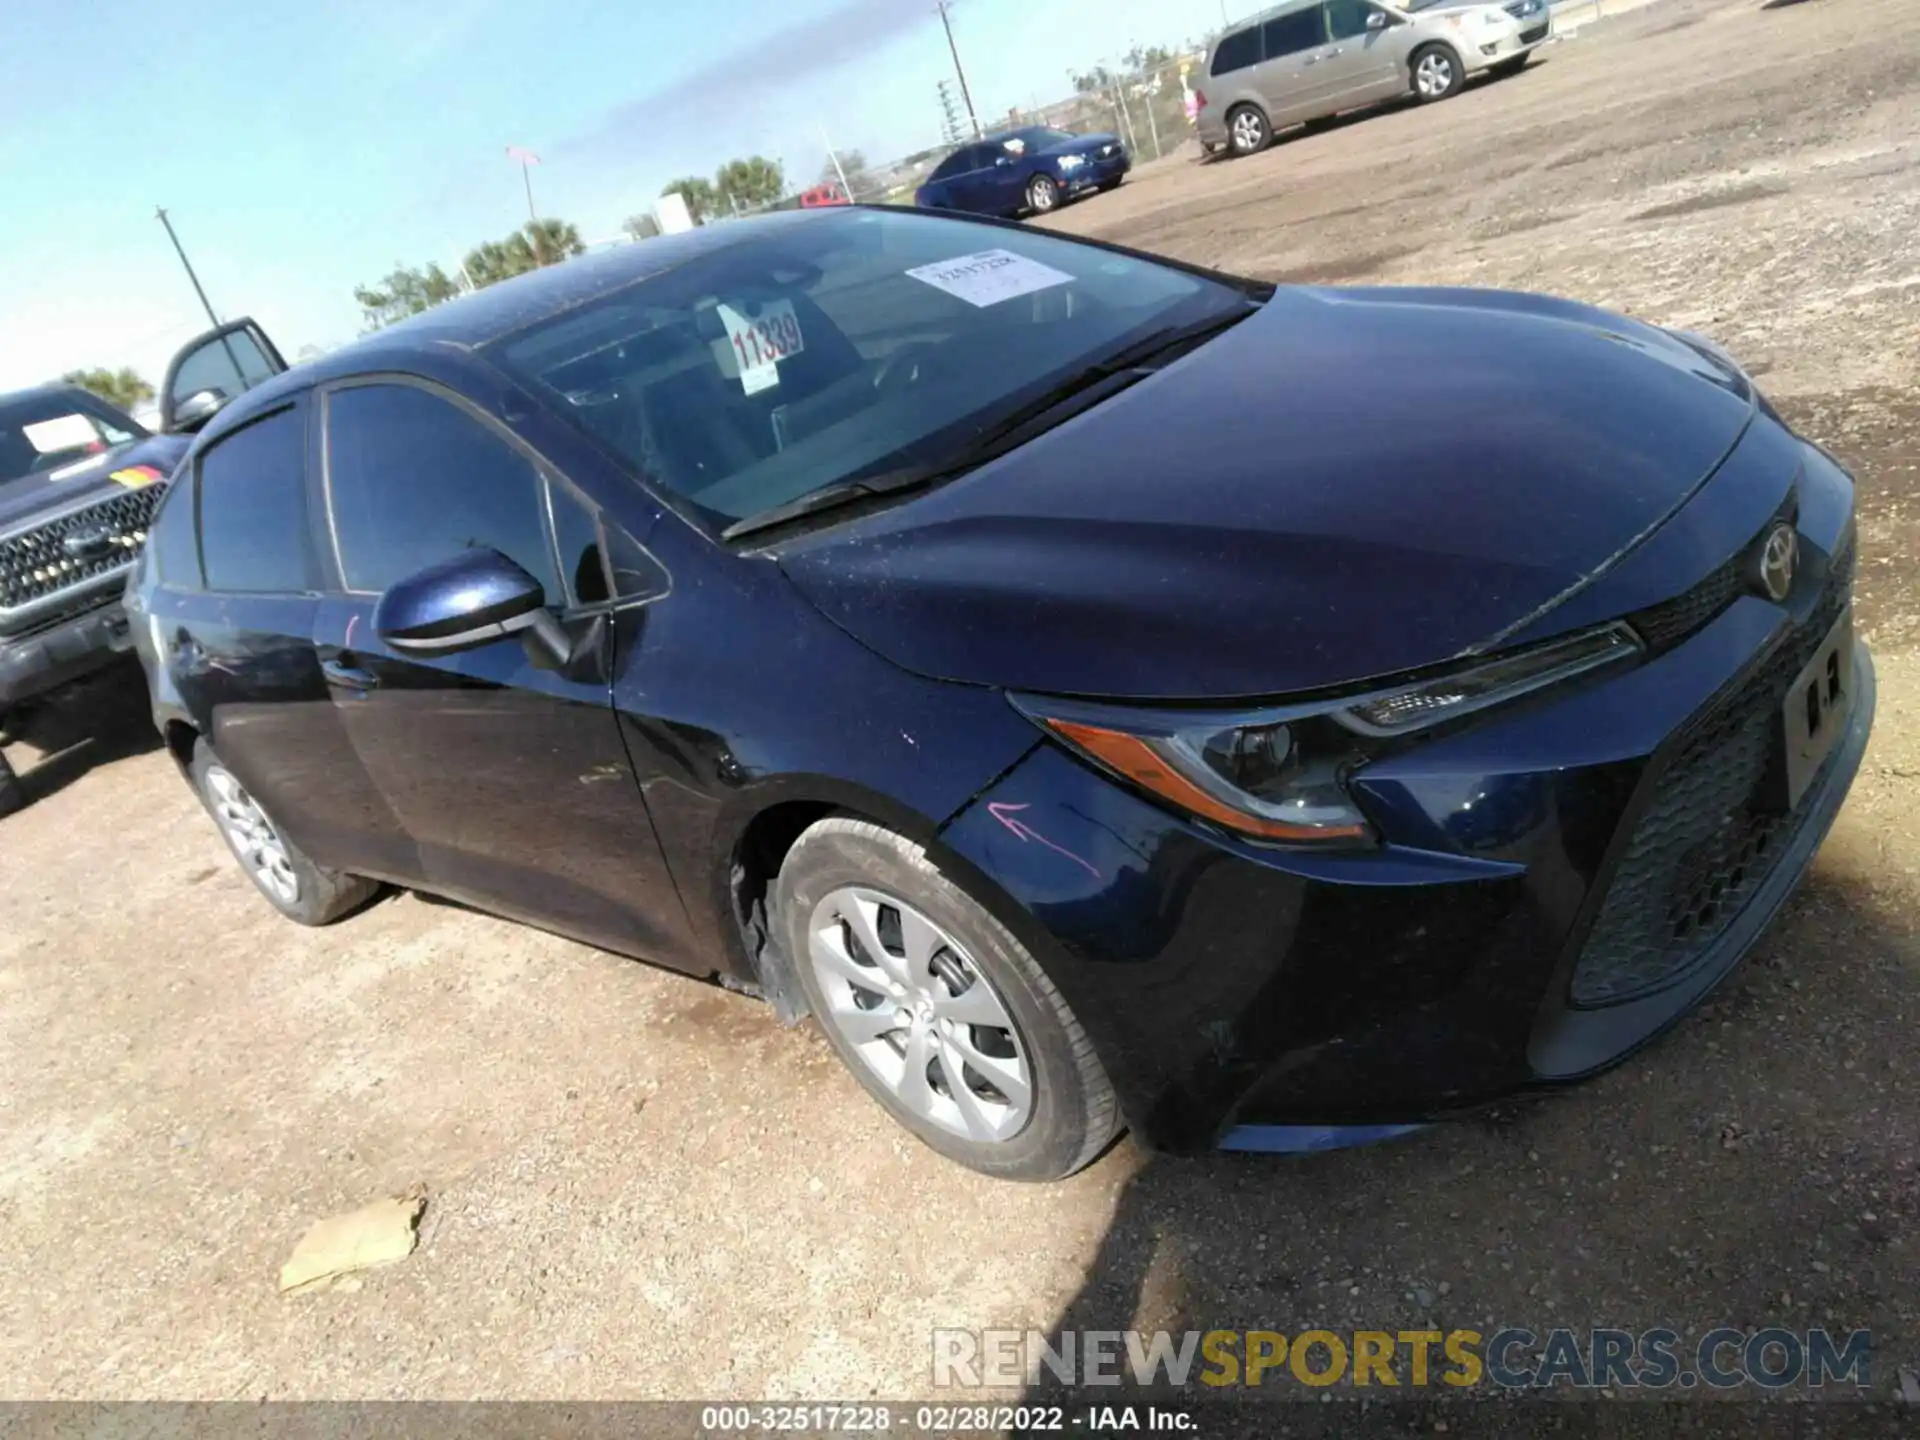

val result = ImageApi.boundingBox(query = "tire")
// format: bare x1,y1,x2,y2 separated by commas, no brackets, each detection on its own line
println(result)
1025,173,1061,215
1226,103,1271,156
1411,44,1464,103
0,745,23,819
1491,52,1531,78
190,739,379,925
775,816,1120,1181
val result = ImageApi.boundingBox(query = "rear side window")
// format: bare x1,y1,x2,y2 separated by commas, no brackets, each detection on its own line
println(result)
324,382,560,600
1263,8,1326,56
1211,26,1263,74
196,408,314,593
929,148,975,181
147,474,202,589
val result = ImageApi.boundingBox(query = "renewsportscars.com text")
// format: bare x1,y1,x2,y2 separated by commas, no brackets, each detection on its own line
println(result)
932,1327,1872,1391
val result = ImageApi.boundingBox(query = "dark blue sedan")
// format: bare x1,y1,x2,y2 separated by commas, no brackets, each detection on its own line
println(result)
127,206,1871,1180
915,126,1130,217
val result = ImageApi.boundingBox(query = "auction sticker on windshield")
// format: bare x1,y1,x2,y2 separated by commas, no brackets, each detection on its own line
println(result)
717,300,804,396
907,249,1073,308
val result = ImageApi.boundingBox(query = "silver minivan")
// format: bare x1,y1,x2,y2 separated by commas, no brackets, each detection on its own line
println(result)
1196,0,1552,156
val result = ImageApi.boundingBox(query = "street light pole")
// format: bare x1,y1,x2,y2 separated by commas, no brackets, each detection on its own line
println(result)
936,0,982,138
154,207,220,329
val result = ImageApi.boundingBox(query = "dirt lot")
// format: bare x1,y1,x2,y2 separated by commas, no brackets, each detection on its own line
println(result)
3,0,1918,1411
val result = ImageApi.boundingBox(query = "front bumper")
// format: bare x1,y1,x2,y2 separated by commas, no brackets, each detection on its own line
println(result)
936,438,1868,1153
0,597,134,710
1060,151,1130,194
1463,17,1553,69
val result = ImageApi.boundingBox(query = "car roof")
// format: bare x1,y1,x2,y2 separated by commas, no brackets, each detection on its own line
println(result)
1,382,91,408
203,208,841,435
1217,0,1322,35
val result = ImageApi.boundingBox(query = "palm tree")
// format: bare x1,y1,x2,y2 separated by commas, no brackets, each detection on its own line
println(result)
63,366,153,413
523,218,585,267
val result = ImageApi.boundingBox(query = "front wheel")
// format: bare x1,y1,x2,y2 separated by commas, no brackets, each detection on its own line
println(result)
1025,173,1061,215
191,740,379,925
776,816,1120,1181
1412,44,1464,103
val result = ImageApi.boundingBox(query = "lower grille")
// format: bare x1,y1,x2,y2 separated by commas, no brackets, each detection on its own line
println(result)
0,486,164,620
1519,23,1549,43
1569,536,1855,1007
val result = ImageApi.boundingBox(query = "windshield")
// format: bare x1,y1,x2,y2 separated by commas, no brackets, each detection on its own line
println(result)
492,209,1244,532
0,392,145,486
1002,127,1081,150
1399,0,1461,10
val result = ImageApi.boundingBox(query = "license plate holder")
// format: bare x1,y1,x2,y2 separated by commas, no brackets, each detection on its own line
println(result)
1781,607,1854,810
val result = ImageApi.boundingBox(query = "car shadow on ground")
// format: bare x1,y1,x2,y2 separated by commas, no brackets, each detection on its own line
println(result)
1012,869,1912,1431
1,657,161,810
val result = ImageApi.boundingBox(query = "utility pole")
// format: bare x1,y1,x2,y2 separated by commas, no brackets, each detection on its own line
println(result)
936,1,981,138
154,207,219,329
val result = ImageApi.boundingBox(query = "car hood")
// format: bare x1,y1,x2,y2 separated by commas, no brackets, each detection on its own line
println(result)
774,286,1755,701
1045,132,1122,157
0,433,187,534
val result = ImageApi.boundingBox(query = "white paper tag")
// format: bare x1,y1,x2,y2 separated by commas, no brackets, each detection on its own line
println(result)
23,414,98,455
717,300,804,396
905,249,1074,308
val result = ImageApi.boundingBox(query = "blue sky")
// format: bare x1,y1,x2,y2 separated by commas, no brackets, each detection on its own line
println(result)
0,0,1231,392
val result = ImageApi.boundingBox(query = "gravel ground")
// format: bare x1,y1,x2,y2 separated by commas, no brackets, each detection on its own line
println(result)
2,0,1917,1414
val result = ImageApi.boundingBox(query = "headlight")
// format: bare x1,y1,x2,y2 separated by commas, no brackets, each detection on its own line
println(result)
1012,624,1640,848
1056,154,1087,171
1479,7,1513,23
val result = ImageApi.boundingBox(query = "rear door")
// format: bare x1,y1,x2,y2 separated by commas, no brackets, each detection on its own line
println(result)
164,395,408,876
159,320,287,434
1257,6,1336,121
312,376,688,961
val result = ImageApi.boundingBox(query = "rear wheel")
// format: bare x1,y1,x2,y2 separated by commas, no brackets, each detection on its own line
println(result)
1226,103,1271,155
1025,173,1061,215
1412,44,1464,102
190,740,379,925
776,816,1119,1181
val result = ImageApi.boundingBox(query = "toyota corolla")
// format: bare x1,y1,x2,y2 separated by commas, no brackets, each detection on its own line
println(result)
127,206,1872,1180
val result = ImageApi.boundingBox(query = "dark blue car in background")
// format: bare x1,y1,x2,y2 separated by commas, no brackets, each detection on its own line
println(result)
128,205,1871,1181
915,127,1130,217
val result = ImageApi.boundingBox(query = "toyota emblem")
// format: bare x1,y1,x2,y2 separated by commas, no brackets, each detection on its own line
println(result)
1755,523,1798,602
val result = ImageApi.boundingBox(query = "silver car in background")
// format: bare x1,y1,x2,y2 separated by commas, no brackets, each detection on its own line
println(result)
1196,0,1553,155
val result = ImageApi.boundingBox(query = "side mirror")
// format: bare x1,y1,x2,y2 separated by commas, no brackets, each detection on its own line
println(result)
994,155,1012,167
1366,10,1390,27
374,548,567,662
173,388,228,428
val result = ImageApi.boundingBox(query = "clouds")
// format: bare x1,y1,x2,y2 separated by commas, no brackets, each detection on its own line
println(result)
563,0,934,165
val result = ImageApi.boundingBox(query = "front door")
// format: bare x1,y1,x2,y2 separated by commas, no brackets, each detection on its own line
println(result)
1317,0,1405,104
313,377,690,961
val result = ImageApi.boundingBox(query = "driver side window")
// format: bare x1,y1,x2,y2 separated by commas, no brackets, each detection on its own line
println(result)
323,381,562,602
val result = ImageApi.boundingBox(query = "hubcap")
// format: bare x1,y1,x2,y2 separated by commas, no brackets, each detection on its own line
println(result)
1031,180,1055,211
206,765,299,904
1418,53,1453,96
1232,112,1264,150
808,886,1033,1144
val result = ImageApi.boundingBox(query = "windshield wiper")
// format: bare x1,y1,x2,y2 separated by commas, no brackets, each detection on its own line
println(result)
722,464,952,540
721,301,1260,542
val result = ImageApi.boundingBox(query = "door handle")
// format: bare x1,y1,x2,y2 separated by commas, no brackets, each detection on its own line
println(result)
322,658,379,692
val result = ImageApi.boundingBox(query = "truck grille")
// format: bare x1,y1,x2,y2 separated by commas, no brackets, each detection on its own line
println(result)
1519,23,1549,43
1569,534,1854,1007
0,485,164,622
